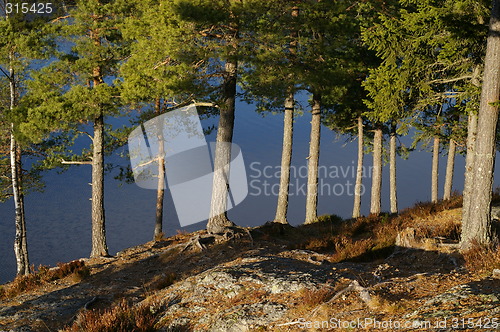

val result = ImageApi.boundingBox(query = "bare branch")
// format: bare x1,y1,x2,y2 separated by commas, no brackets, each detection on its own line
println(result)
428,75,473,85
0,66,11,80
61,159,92,165
50,15,71,23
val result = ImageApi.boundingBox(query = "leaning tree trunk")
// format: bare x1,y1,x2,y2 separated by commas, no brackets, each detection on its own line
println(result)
443,139,456,200
273,91,294,224
207,59,238,234
431,136,440,203
154,98,165,240
389,122,398,214
352,116,364,218
9,63,29,276
370,127,382,215
305,93,321,224
461,112,478,235
461,0,500,248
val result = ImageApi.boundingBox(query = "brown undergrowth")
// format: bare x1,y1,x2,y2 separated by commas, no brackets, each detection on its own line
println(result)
0,260,90,300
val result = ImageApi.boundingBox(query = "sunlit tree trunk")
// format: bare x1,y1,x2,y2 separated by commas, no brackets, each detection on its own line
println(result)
461,0,500,248
443,139,456,200
461,112,478,237
154,98,165,240
389,122,398,214
305,93,321,224
370,127,382,215
273,5,298,224
207,59,238,234
90,62,108,258
9,61,29,276
274,91,294,224
352,116,364,218
431,136,440,203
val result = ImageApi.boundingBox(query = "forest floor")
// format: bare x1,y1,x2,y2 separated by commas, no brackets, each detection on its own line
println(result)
1,197,500,331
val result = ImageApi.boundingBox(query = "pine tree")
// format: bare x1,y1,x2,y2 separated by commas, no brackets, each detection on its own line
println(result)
21,0,130,258
120,0,201,239
0,0,55,274
461,0,500,247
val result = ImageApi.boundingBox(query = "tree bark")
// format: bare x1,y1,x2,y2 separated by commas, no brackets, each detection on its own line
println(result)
273,91,294,224
273,5,298,224
90,62,108,257
431,136,440,203
461,0,500,248
389,122,398,214
370,127,382,215
207,59,238,234
154,98,165,240
305,93,321,224
461,112,478,237
443,139,456,200
90,111,108,257
352,116,364,218
9,62,29,276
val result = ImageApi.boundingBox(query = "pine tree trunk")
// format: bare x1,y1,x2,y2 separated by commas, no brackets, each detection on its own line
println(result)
370,127,382,215
9,63,29,276
89,34,108,257
389,123,398,214
431,136,440,203
154,98,164,240
443,139,456,200
352,116,364,218
461,0,500,247
305,93,321,224
461,112,478,237
273,5,298,224
207,60,238,234
90,112,108,257
273,91,294,224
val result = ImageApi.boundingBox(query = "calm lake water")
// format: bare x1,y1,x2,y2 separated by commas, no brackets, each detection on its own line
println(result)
1,100,498,284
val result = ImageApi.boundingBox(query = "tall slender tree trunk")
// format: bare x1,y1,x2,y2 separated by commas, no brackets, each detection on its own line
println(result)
273,91,294,224
207,59,238,234
443,139,456,200
461,0,500,247
154,98,165,240
9,62,29,276
305,93,321,224
352,116,364,218
273,5,298,224
90,63,108,257
431,136,440,203
389,122,398,214
370,127,382,215
461,112,478,236
90,111,108,257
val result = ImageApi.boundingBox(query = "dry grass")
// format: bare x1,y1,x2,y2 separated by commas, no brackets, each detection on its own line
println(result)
147,272,177,291
63,298,163,332
285,194,466,264
0,260,90,299
462,240,500,276
300,286,334,308
368,294,408,314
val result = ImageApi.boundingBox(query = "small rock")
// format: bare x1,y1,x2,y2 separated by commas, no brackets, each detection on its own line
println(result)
493,269,500,279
